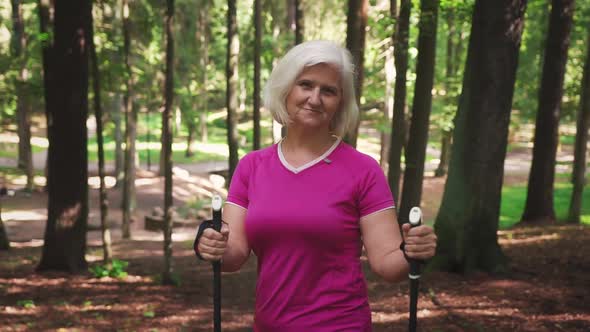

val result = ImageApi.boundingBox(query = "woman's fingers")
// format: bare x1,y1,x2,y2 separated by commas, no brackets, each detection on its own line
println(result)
198,225,230,261
403,224,437,259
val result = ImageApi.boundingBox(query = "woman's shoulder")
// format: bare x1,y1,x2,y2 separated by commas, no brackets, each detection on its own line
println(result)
336,141,381,168
239,144,277,165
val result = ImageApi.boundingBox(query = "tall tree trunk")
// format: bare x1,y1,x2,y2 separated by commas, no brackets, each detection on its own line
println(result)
381,47,394,170
37,0,91,273
295,0,304,44
253,0,262,150
162,0,175,285
344,0,368,147
433,0,526,273
398,0,439,222
226,0,240,183
12,0,34,192
434,9,457,178
186,121,195,157
37,0,53,190
388,0,411,203
568,28,590,224
113,94,125,187
199,0,209,143
89,2,112,263
521,0,575,224
121,0,135,239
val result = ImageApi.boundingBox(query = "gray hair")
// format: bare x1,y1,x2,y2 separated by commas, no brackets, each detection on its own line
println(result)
263,40,359,137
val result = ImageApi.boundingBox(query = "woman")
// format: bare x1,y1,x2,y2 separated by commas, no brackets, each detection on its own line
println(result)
196,40,437,331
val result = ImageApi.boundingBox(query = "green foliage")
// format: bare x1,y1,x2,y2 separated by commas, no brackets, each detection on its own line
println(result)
89,259,129,279
16,299,35,308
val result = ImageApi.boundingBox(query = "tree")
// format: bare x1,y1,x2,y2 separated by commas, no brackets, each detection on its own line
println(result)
253,0,262,150
398,0,439,222
289,0,304,45
521,0,575,224
0,185,9,250
11,0,34,192
162,0,176,285
198,0,210,143
568,27,590,224
122,0,136,239
37,0,91,273
344,0,368,148
433,0,527,273
387,0,411,202
226,0,240,182
89,1,112,263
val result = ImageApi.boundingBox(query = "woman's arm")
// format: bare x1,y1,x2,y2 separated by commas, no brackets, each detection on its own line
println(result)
360,208,437,282
220,203,251,272
360,209,408,282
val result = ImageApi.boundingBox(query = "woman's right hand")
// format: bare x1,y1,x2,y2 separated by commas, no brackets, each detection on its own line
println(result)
197,222,230,262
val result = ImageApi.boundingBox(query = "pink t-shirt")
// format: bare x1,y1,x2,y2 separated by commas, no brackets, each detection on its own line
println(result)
227,139,395,332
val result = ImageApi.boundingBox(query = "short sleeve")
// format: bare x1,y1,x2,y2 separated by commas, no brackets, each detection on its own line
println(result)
227,154,252,209
357,158,396,218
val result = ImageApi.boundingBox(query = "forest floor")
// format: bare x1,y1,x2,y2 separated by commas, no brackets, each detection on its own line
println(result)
1,148,589,331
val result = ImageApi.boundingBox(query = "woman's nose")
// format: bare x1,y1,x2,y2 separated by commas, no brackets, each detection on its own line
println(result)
307,88,321,105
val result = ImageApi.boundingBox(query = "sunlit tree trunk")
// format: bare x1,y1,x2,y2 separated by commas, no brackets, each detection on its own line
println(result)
37,0,91,273
521,0,574,224
344,0,368,147
398,0,439,221
226,0,240,182
89,2,112,263
568,28,590,224
387,0,411,204
433,0,526,273
162,0,176,285
12,0,34,192
121,0,136,239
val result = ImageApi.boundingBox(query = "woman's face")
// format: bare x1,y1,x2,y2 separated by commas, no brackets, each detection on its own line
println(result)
285,63,342,132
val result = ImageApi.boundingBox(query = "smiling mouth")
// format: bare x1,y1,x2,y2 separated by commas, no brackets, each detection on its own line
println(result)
302,108,323,113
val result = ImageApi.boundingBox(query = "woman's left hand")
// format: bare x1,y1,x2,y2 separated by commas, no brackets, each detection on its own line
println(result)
401,224,437,260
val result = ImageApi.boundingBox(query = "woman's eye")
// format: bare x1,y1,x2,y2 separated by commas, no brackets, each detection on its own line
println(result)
298,81,313,88
322,88,337,95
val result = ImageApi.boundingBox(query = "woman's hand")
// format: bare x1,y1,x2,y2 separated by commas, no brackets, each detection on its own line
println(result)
401,224,437,260
197,222,230,262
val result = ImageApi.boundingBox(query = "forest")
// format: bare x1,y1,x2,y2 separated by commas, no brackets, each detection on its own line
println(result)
0,0,589,330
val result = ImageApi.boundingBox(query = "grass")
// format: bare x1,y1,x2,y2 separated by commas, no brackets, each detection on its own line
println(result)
499,176,590,229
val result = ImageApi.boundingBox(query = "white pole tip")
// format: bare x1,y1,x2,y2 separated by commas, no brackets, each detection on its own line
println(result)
409,207,422,226
212,195,222,211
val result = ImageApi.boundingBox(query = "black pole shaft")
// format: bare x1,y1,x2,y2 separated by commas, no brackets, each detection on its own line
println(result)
408,208,422,332
212,207,222,332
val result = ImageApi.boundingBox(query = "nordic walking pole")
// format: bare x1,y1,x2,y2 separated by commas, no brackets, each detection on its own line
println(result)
211,195,223,332
408,207,422,332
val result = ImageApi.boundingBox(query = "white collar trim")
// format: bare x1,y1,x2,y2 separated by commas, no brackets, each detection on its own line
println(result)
278,137,341,174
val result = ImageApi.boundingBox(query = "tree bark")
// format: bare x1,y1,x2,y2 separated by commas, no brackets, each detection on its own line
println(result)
12,0,34,191
253,0,262,151
37,0,91,273
433,0,526,273
344,0,368,147
388,0,411,204
162,0,176,285
568,28,590,224
88,2,112,263
398,0,439,222
121,0,136,239
0,214,9,250
226,0,240,183
521,0,575,224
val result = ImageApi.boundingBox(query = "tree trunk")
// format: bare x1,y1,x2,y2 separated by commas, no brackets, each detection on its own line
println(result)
252,0,262,151
37,0,53,191
12,0,34,192
113,94,125,187
0,214,9,250
162,0,176,285
387,0,411,203
295,0,304,44
568,28,590,224
226,0,240,183
37,0,91,273
380,47,394,170
433,0,526,274
121,0,135,239
344,0,368,147
434,9,457,178
398,0,439,222
521,0,574,224
89,4,112,263
186,121,195,157
199,0,209,143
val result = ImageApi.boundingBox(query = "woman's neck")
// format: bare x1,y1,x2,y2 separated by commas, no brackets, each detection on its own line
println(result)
280,129,337,167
